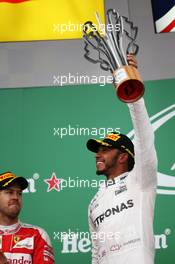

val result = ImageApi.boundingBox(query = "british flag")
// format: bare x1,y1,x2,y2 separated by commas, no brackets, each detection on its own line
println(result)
151,0,175,33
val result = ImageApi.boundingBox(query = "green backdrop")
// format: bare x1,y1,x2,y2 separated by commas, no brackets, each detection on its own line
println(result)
0,79,174,263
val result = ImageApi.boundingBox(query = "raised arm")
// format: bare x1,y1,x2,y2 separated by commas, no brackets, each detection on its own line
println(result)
128,97,158,189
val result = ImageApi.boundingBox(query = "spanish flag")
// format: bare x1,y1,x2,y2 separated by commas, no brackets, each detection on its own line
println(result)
0,0,105,42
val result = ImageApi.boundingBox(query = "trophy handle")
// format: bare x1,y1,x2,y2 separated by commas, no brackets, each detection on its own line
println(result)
113,65,144,103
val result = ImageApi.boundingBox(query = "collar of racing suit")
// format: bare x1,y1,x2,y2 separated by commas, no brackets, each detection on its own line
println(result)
0,221,21,235
104,172,128,188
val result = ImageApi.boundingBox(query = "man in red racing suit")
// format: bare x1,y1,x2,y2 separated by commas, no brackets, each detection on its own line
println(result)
0,221,54,264
0,172,55,264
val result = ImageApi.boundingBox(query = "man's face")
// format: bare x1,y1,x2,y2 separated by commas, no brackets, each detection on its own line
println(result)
0,183,22,221
95,146,121,176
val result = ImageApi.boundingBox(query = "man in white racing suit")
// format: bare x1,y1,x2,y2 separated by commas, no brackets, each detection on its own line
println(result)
86,55,157,264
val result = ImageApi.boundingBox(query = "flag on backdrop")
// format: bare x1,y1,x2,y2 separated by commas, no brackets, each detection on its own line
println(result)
151,0,175,33
0,0,105,42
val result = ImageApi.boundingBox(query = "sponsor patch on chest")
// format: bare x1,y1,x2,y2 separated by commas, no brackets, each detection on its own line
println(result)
93,199,134,227
12,236,34,250
5,253,32,264
115,183,127,196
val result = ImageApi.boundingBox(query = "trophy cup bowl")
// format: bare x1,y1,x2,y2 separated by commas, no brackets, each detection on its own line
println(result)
113,65,144,103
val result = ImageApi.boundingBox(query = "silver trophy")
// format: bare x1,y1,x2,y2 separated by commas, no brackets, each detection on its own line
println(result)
83,9,144,103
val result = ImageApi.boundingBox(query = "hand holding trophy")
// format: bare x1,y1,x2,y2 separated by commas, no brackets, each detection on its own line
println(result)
83,9,144,103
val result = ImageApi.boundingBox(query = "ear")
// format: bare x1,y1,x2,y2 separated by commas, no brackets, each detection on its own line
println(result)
118,152,129,164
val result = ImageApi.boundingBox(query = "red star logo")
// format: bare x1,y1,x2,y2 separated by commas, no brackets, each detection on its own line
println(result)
44,173,62,192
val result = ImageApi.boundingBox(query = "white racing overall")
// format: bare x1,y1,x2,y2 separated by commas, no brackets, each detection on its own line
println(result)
89,98,157,264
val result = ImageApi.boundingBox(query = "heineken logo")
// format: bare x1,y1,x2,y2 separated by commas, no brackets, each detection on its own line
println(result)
127,104,175,195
